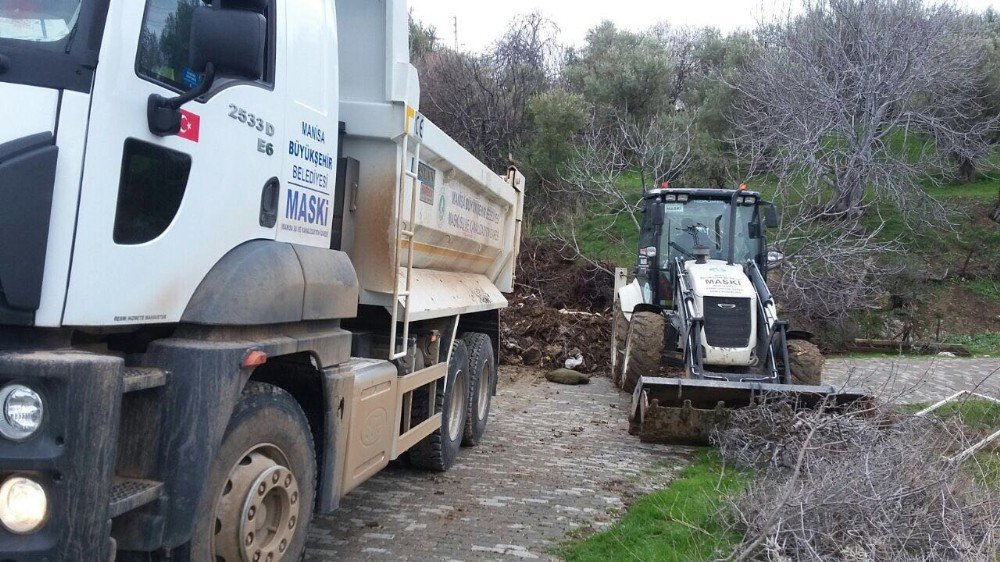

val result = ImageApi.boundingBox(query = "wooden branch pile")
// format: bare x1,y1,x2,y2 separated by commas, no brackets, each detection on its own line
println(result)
714,400,1000,561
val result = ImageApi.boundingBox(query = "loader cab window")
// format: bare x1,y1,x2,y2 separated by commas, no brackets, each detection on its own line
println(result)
659,199,759,267
136,0,275,93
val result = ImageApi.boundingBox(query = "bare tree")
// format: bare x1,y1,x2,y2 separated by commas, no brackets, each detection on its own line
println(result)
559,109,696,227
542,109,696,264
415,13,561,172
732,0,998,219
770,211,903,323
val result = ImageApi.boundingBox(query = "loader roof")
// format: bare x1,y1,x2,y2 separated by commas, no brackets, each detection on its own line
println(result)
643,187,762,200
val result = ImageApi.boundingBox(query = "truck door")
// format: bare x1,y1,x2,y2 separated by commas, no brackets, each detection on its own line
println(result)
64,0,287,326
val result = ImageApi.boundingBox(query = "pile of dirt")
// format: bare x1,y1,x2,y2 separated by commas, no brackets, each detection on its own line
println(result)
501,240,616,374
511,239,614,312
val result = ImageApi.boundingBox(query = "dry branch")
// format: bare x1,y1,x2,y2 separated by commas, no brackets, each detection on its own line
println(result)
714,400,1000,561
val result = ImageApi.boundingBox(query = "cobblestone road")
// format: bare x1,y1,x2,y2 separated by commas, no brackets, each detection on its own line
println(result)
306,357,999,561
306,370,689,561
825,356,1000,403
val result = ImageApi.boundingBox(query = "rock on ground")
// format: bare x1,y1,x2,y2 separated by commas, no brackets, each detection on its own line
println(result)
545,369,590,385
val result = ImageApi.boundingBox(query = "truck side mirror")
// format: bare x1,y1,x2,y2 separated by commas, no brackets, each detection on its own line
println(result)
189,7,267,81
763,203,780,229
147,6,267,137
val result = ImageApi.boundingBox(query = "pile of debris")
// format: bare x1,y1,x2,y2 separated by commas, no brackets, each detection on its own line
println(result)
501,240,615,374
714,400,1000,561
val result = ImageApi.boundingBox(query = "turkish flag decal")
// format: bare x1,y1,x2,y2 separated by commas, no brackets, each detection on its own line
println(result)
178,109,201,142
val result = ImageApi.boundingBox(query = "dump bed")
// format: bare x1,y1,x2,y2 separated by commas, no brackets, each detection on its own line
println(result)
336,0,524,321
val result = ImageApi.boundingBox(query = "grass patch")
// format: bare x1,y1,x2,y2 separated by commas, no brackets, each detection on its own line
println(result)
965,278,1000,302
899,399,1000,428
928,399,1000,431
944,332,1000,356
971,452,1000,489
899,400,1000,489
558,452,750,562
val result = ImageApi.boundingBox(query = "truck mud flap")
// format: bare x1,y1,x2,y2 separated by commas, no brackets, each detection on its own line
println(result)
629,377,870,445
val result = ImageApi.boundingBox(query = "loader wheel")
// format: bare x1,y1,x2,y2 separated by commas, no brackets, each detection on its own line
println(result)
462,333,495,446
409,341,470,471
610,301,629,387
190,383,315,562
787,339,824,386
621,312,665,393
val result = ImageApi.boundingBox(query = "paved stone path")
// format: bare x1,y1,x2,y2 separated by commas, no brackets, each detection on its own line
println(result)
305,357,999,560
825,357,1000,404
306,370,689,561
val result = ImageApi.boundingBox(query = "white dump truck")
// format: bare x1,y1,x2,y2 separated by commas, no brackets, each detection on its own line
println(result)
0,1,524,559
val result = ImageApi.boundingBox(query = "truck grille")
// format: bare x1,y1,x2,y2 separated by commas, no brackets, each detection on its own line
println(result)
703,297,752,348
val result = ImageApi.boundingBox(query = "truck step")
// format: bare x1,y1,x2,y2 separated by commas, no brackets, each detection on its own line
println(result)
122,367,168,393
110,477,163,518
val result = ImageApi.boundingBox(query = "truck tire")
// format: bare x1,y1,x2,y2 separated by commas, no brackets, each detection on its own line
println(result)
189,382,316,562
610,301,629,387
409,341,470,471
622,312,665,393
461,333,495,446
787,339,824,386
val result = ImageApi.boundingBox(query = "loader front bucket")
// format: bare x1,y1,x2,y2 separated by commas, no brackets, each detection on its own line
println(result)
629,377,870,445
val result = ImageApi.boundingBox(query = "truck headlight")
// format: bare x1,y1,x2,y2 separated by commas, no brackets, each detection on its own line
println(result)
0,385,44,441
0,477,48,534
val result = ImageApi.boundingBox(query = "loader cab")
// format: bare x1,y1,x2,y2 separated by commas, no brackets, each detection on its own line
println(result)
635,188,775,307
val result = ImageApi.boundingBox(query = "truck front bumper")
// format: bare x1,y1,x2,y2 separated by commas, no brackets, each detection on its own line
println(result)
0,348,122,561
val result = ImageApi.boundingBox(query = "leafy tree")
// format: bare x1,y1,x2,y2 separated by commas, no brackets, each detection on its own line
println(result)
158,0,200,81
681,29,755,187
409,12,438,61
566,22,674,122
522,89,589,188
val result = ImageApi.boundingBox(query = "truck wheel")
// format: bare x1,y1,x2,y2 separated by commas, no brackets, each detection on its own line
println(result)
787,339,824,386
409,341,470,471
610,301,629,387
622,312,665,393
461,333,495,446
190,382,315,562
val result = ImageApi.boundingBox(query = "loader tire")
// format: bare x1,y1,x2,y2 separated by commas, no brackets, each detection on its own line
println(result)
622,312,665,393
610,300,629,387
787,339,823,386
409,341,470,471
462,333,495,446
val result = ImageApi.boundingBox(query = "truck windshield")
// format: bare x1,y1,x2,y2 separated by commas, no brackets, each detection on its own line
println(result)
659,199,759,267
0,0,81,42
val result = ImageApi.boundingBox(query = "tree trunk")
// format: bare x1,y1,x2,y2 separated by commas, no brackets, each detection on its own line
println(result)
992,188,1000,224
954,153,976,183
827,178,865,218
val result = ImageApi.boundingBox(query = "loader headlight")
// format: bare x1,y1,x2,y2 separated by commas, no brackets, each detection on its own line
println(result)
0,385,44,441
0,477,48,534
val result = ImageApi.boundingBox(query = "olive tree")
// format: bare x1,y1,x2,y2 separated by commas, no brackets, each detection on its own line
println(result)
565,22,675,122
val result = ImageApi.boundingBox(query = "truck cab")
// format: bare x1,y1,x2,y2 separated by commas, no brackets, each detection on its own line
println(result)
0,1,524,559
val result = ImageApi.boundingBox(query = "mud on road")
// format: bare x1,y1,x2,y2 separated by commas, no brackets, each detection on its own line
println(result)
306,367,689,561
